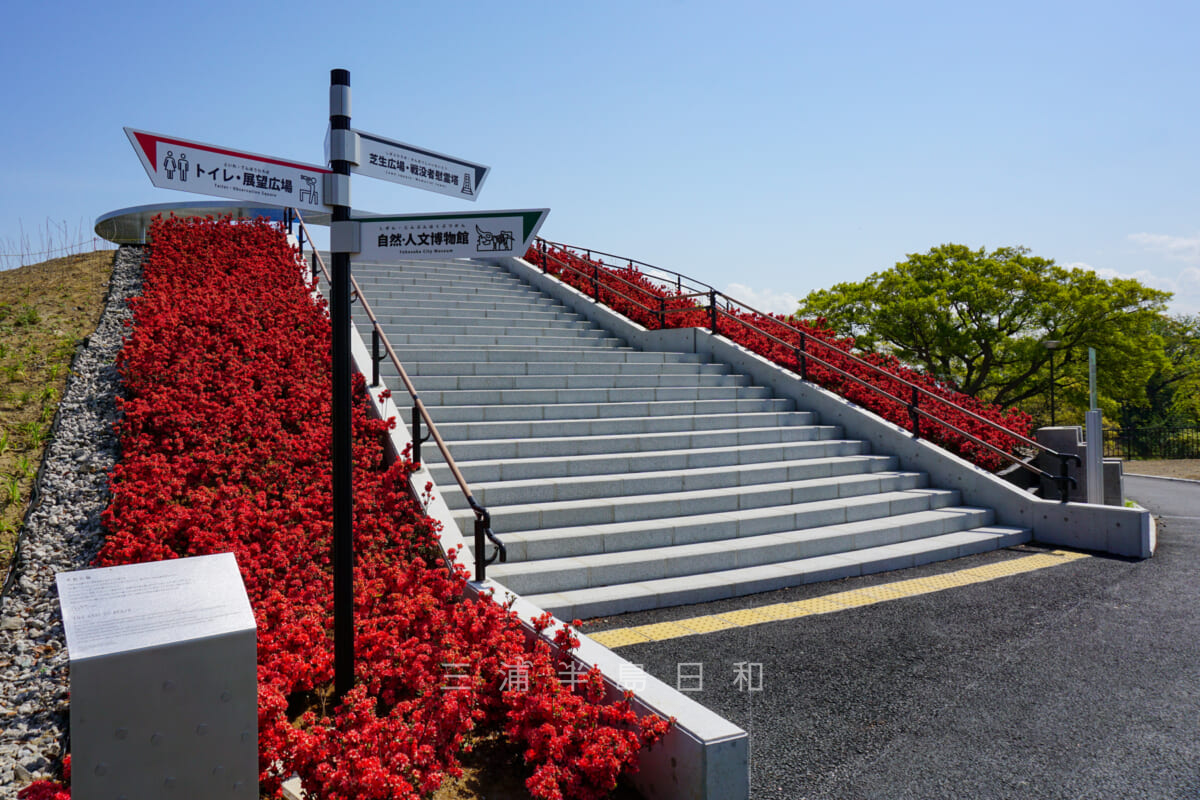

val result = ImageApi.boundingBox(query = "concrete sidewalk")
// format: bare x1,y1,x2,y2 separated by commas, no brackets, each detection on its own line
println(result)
584,475,1200,798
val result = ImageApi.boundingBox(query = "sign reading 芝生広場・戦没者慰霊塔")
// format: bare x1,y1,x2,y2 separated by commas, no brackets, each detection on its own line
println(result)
350,129,490,201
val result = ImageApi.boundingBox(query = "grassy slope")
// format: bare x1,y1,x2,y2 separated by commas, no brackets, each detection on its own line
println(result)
0,249,114,578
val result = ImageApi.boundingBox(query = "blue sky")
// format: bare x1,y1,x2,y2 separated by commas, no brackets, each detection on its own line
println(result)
3,1,1198,315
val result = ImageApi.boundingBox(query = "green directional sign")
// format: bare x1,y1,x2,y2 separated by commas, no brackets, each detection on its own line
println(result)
356,208,549,261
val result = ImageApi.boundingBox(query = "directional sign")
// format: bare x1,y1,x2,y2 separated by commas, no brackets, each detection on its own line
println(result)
357,209,548,262
351,129,490,201
125,127,330,211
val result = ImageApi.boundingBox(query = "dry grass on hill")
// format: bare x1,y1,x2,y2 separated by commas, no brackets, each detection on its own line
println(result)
0,250,113,579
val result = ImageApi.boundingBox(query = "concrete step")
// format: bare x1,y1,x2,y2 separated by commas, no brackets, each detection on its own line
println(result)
350,272,531,290
352,261,510,279
408,372,749,391
427,441,877,484
381,308,589,325
354,278,529,295
430,424,842,462
360,287,554,307
354,294,563,313
353,271,525,287
372,319,598,336
430,411,816,442
488,504,985,596
522,526,1032,619
422,384,775,409
454,470,927,532
398,360,730,378
385,347,701,364
447,453,901,510
494,486,944,561
374,330,622,348
427,397,794,424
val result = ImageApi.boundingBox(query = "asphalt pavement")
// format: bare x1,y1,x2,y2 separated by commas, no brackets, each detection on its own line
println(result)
582,476,1200,799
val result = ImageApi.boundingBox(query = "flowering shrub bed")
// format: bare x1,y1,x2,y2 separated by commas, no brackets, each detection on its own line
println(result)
22,218,667,800
525,244,1031,470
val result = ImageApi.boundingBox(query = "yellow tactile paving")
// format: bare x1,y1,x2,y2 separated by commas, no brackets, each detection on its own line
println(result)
634,622,695,641
716,608,778,626
588,549,1089,648
856,585,917,601
823,592,878,609
588,628,653,648
673,616,738,635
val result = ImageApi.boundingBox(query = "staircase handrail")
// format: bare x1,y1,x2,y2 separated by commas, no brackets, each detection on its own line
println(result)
293,210,505,579
533,238,1080,501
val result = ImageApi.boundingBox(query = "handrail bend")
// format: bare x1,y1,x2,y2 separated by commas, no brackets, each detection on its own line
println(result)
292,210,505,579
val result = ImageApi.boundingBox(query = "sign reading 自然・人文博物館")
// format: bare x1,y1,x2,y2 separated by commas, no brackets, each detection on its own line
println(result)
125,127,329,210
356,209,548,262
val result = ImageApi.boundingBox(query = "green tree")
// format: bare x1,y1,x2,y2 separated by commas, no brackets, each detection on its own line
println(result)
797,244,1171,423
1120,313,1200,428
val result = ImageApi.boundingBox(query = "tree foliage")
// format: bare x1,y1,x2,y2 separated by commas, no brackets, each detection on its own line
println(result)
797,244,1172,422
1121,313,1200,428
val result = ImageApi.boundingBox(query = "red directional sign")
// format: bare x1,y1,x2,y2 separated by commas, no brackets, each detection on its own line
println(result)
125,127,330,211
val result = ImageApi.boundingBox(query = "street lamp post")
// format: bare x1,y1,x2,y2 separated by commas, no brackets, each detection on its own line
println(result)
1044,339,1063,426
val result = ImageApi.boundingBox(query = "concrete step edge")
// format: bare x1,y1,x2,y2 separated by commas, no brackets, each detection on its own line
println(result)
451,471,931,529
490,508,996,594
492,488,958,560
523,526,1032,619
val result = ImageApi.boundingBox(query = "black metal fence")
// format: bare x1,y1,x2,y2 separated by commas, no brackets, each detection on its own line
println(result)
1104,427,1200,460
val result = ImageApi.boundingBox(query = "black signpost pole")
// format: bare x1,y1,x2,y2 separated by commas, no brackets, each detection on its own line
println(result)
329,68,354,702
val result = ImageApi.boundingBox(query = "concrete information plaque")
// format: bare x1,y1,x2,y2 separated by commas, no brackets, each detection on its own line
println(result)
57,552,258,799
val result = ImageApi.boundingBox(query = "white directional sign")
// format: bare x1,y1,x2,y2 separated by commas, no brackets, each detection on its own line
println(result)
125,127,330,211
351,129,490,201
357,209,548,262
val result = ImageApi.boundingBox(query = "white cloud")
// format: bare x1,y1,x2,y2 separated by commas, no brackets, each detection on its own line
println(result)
1128,232,1200,264
1066,260,1200,316
724,283,801,316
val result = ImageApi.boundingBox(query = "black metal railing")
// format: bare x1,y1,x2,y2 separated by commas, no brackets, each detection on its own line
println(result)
1104,426,1200,460
532,238,1082,502
293,210,505,580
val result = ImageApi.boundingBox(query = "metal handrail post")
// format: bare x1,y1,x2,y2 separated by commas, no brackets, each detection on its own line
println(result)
469,498,506,581
412,404,423,467
371,328,381,387
709,289,718,334
1054,453,1082,503
909,386,921,440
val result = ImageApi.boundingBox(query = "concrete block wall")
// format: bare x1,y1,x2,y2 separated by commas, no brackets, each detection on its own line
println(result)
1035,426,1125,506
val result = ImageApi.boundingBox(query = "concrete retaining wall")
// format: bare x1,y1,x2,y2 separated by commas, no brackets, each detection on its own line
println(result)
497,256,1155,560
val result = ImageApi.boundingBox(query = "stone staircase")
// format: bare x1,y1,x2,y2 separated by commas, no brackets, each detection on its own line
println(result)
349,258,1030,620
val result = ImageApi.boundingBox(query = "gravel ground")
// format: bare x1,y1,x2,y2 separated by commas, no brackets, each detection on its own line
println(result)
1121,459,1200,481
0,246,142,795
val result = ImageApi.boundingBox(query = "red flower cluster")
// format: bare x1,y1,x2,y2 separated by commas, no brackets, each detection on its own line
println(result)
17,757,70,800
26,217,668,800
525,245,1031,470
